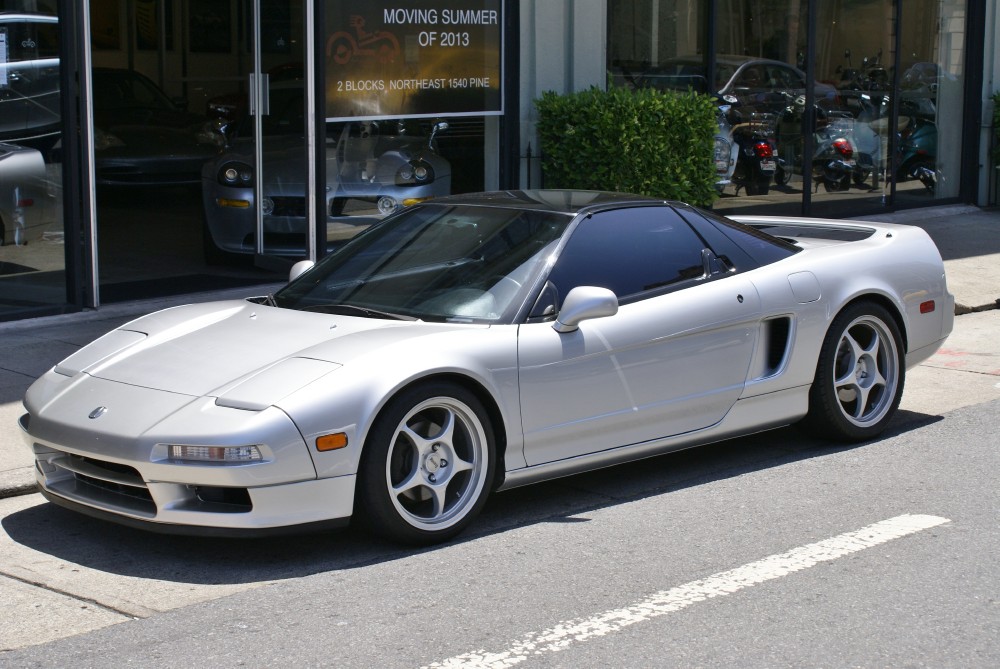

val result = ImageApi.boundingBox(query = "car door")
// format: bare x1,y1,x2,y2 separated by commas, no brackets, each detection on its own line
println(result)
517,206,762,466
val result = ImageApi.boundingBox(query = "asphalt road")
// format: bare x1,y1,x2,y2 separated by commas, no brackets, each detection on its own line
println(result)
2,396,997,668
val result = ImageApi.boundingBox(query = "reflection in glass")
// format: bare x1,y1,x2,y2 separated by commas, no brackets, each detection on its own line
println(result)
809,0,895,215
606,0,969,217
897,0,965,203
0,6,65,317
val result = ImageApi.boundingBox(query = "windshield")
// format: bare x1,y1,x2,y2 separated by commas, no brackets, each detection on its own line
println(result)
273,204,572,323
92,70,175,112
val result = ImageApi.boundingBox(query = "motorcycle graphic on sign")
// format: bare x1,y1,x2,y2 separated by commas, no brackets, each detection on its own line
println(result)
327,15,400,66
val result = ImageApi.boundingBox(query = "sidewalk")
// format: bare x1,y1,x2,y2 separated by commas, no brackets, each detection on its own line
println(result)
2,205,999,498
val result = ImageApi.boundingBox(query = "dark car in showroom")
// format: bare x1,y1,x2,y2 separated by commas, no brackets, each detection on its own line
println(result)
91,67,226,186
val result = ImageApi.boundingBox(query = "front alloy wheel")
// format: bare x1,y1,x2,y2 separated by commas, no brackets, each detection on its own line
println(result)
357,382,495,544
805,302,904,441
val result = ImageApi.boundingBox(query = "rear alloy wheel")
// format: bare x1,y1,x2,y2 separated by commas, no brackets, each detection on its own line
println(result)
805,302,904,441
356,382,495,544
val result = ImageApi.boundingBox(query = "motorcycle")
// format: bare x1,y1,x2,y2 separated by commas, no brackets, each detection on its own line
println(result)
895,96,938,193
837,49,890,93
773,96,857,192
726,103,777,196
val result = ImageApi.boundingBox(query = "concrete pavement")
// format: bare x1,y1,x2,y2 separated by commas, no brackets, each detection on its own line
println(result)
2,205,998,498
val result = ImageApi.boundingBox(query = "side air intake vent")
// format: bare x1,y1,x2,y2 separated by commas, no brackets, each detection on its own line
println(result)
750,316,793,380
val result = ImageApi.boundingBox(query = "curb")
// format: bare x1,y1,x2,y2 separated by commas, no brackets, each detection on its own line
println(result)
0,468,35,500
955,300,1000,315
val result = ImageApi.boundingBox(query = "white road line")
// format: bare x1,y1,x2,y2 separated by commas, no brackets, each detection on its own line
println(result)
425,514,950,669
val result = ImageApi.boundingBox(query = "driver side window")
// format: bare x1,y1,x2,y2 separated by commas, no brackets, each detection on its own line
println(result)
544,206,707,308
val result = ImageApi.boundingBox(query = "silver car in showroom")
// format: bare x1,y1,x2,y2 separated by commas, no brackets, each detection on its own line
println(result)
201,95,451,259
0,141,55,246
20,191,953,544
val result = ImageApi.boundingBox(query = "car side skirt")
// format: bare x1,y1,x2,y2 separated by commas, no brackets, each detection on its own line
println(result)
497,385,809,491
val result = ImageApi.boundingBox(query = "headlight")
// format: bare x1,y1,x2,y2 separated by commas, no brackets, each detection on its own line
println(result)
166,444,264,463
396,160,434,186
197,121,228,147
218,161,253,187
93,128,125,151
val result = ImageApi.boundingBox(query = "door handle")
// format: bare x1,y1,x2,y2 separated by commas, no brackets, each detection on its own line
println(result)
248,73,271,116
260,73,270,116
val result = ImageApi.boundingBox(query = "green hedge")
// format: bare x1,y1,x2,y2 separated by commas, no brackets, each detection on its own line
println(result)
534,86,719,206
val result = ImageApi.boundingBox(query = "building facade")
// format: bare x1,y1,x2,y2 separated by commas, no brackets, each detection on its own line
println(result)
0,0,997,321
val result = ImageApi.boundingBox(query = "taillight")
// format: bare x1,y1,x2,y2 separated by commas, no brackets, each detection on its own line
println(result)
832,138,853,159
753,141,773,159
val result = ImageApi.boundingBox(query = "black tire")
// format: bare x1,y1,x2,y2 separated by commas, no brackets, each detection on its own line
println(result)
355,381,496,545
823,174,851,192
852,169,871,187
774,165,792,186
804,302,904,442
744,176,770,196
909,158,936,194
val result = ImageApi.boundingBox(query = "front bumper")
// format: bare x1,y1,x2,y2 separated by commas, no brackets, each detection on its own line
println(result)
19,372,358,534
25,417,356,534
33,460,355,537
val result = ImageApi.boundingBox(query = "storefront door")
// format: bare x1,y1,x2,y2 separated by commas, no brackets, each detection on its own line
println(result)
89,0,310,303
242,0,317,269
217,0,316,269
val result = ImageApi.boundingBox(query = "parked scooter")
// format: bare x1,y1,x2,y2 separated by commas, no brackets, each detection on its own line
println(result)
837,49,890,93
896,116,937,193
773,96,857,192
895,96,938,193
726,100,777,195
712,100,739,193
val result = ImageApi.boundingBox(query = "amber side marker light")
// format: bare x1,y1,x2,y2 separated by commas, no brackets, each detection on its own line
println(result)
316,433,348,452
217,198,251,208
920,300,936,314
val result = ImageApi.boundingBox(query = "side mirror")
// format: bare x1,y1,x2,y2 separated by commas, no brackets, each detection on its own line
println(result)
429,121,449,148
289,260,315,282
552,286,618,333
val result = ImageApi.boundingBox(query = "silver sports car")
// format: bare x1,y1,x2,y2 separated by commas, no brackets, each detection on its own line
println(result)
20,191,953,544
202,110,451,258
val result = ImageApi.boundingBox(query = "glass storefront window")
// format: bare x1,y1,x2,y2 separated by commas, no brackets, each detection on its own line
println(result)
810,0,895,217
896,0,966,204
607,0,970,216
0,3,65,318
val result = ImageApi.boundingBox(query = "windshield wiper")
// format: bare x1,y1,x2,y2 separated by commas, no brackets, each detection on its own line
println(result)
299,303,419,321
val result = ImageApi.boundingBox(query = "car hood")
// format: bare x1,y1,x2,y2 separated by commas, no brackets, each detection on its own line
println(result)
54,299,461,403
